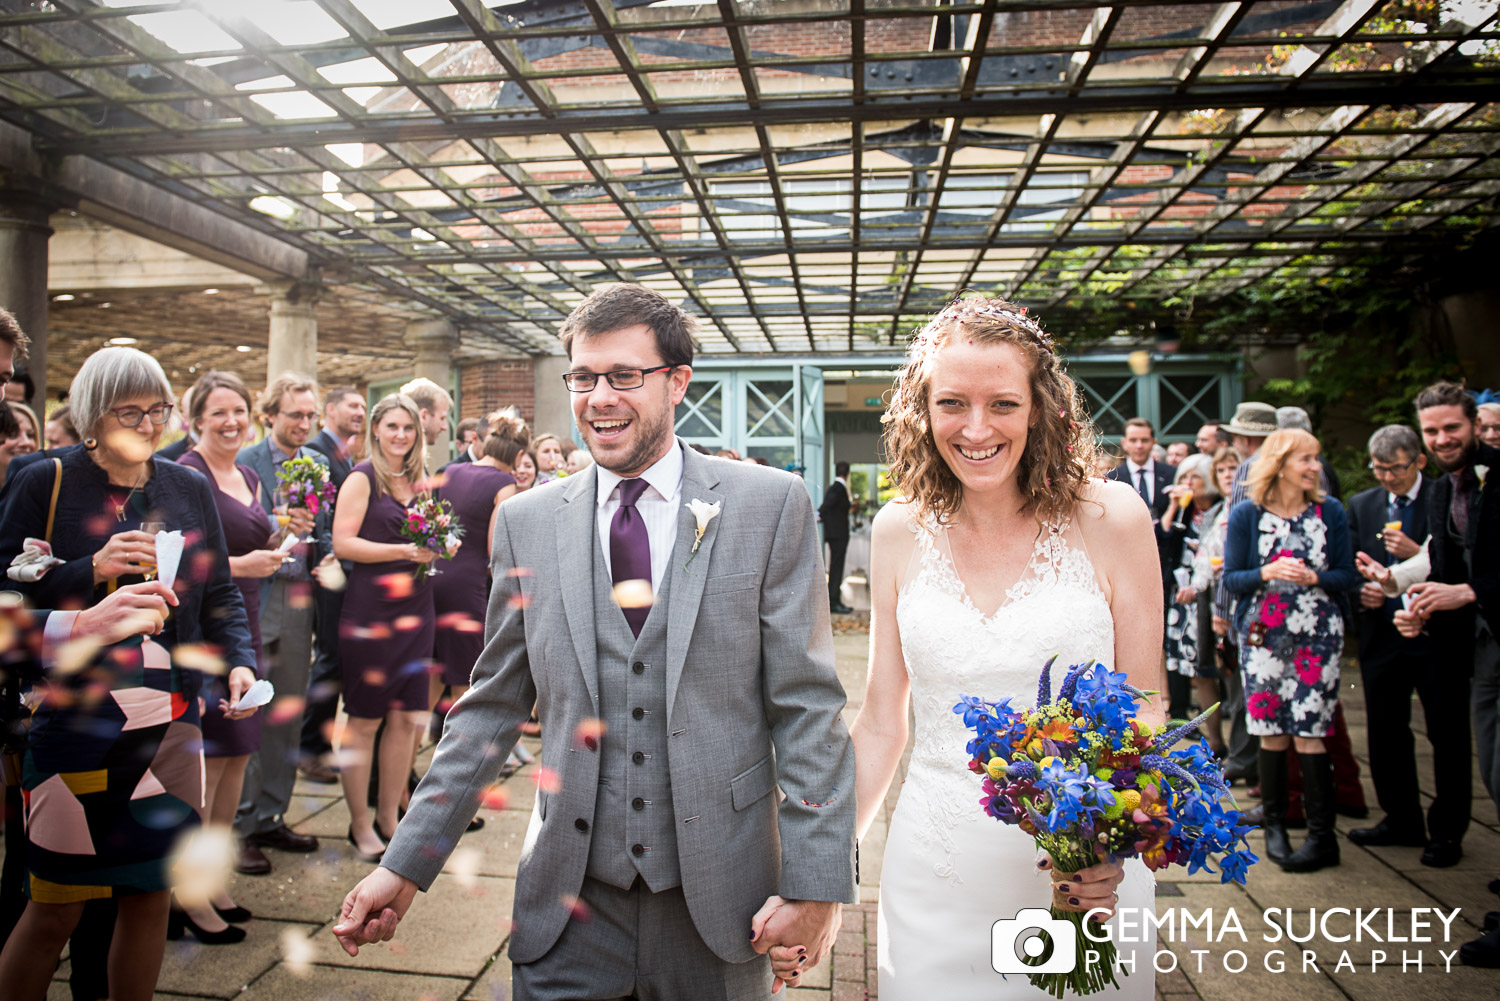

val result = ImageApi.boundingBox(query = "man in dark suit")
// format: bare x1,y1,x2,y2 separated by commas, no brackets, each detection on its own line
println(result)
1386,382,1500,966
299,385,365,782
818,461,853,615
1107,417,1182,712
1347,424,1470,862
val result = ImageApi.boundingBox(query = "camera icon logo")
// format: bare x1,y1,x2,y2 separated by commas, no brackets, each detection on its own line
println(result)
992,908,1077,975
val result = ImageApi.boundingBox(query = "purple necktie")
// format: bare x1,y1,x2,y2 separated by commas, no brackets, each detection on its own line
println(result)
611,478,652,636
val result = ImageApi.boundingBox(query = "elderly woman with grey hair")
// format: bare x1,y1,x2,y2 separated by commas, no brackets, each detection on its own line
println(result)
0,347,257,1001
1159,452,1223,737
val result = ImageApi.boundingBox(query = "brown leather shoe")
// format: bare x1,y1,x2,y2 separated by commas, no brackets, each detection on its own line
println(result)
299,761,339,784
248,824,318,853
236,841,271,876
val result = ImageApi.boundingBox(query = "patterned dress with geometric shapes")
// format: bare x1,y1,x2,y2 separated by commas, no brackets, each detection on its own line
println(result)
337,462,436,719
880,513,1156,1000
1235,505,1345,739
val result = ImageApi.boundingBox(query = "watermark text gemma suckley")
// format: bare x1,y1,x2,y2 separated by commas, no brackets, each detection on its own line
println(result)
1078,907,1467,975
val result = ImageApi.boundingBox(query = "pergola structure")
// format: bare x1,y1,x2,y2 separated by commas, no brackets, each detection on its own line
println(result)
1,0,1497,378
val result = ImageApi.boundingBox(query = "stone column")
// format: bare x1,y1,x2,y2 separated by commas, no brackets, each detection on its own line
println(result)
405,317,458,467
0,193,55,409
261,280,322,382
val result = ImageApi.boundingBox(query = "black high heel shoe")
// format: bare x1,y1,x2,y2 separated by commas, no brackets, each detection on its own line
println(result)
168,909,247,945
213,904,253,924
347,826,385,864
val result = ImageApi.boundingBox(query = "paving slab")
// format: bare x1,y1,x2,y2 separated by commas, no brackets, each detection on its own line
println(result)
236,963,469,1001
156,919,321,999
464,951,514,1001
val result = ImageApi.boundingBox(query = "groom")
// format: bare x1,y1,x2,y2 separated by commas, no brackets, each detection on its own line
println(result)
333,284,857,998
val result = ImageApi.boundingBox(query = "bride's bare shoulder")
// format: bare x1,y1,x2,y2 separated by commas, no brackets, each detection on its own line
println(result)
1074,477,1150,528
872,498,921,549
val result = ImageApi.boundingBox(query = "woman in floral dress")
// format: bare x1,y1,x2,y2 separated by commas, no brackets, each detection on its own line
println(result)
1223,428,1358,875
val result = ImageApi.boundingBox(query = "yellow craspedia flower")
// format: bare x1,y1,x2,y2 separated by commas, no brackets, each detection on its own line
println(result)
987,757,1007,781
1119,789,1142,812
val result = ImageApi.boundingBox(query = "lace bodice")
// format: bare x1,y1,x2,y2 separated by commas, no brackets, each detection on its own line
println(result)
892,515,1116,881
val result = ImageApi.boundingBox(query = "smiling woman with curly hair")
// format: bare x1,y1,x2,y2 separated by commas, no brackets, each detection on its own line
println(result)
825,295,1168,999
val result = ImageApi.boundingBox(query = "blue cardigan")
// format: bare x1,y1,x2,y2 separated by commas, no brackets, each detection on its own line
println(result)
1221,497,1360,633
0,448,257,697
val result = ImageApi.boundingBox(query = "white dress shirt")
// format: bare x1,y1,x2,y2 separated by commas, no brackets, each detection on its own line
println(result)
595,444,684,596
1388,475,1422,511
1126,458,1156,504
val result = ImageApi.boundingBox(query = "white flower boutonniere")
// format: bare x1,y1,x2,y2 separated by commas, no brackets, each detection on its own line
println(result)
1476,464,1489,490
684,498,721,569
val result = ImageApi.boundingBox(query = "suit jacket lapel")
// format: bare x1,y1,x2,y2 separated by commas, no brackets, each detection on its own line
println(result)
556,466,601,705
664,444,724,724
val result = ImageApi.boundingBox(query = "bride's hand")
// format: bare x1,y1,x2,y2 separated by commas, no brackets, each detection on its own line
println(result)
768,944,807,992
1040,854,1124,919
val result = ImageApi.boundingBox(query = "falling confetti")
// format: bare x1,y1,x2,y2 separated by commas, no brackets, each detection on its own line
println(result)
281,927,315,977
560,894,593,923
448,845,481,890
171,643,227,676
266,695,307,726
505,567,533,578
376,572,415,600
168,824,235,909
393,615,424,632
532,766,562,795
574,718,607,749
480,785,510,811
611,579,653,610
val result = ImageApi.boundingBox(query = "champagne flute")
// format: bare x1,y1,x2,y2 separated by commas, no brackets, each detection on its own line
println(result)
139,520,165,580
273,487,293,537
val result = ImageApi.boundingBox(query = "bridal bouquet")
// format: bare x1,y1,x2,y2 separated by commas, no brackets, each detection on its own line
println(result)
955,656,1257,998
275,456,336,515
399,496,463,577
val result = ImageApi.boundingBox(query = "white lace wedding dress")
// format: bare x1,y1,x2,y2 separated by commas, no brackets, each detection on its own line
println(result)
879,517,1157,999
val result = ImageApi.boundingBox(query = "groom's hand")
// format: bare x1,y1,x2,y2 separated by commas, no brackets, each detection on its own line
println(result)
332,866,418,956
751,895,841,987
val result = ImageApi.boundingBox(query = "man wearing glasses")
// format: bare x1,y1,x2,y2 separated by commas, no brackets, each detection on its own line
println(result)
1346,425,1471,868
334,284,855,999
234,373,326,875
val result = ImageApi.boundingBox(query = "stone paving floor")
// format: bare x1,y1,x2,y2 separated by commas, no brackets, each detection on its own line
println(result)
15,633,1500,1000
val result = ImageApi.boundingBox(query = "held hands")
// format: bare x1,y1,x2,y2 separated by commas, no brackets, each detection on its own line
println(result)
91,531,157,583
1359,581,1387,610
220,665,261,720
1393,608,1426,639
73,581,178,642
1040,853,1124,919
751,895,841,994
1381,527,1420,561
1406,581,1476,618
332,867,419,957
1261,556,1317,586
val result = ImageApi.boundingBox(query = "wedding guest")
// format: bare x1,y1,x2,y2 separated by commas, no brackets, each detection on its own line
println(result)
1092,452,1119,478
234,374,323,874
1159,453,1219,741
1386,382,1500,965
176,371,283,942
533,433,565,484
451,418,482,465
1196,421,1224,455
3,366,33,406
431,415,521,726
43,404,79,449
1478,401,1500,448
0,400,38,489
1165,441,1192,466
334,394,439,862
1278,406,1341,499
1191,446,1243,756
1347,424,1470,865
300,385,365,784
0,346,257,1000
565,448,593,475
511,446,538,491
1222,428,1358,873
399,377,452,453
820,461,853,615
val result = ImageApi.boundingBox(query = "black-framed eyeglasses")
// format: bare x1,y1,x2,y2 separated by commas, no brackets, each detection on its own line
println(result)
111,403,174,428
1368,458,1417,476
562,365,677,393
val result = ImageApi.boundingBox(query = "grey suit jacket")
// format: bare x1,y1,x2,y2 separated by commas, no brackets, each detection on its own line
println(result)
382,440,858,965
237,437,331,604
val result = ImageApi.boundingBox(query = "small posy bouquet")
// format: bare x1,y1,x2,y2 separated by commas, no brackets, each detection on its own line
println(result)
956,656,1256,998
275,456,336,516
400,496,463,577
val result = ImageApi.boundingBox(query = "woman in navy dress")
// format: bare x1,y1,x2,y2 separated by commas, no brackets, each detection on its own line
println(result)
334,394,439,862
430,417,521,715
1223,427,1359,875
177,371,283,942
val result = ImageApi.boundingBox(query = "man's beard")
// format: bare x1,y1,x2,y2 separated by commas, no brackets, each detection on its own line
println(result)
585,402,672,475
1431,439,1477,474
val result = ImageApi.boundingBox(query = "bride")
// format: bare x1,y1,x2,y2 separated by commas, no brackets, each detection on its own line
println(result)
780,297,1165,997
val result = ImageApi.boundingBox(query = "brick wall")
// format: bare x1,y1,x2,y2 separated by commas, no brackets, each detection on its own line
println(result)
460,359,535,429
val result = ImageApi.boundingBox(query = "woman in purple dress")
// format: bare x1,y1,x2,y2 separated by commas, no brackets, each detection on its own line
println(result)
334,394,439,862
177,371,283,942
429,418,522,716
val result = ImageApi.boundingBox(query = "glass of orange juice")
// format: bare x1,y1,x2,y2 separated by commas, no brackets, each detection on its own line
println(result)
139,521,164,580
1178,490,1193,509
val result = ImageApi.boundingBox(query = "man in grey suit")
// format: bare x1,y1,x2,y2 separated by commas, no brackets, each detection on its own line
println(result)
234,373,325,873
334,285,857,998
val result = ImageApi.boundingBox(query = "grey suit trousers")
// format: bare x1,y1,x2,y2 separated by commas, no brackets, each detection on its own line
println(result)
512,876,771,1001
237,577,315,835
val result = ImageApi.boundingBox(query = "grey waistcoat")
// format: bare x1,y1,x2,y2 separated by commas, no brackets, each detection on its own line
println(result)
585,538,682,891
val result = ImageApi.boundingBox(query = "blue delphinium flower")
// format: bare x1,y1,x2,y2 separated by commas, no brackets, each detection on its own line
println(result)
1219,848,1258,885
1056,659,1095,704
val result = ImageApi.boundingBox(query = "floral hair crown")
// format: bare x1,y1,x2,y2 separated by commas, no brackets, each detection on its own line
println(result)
910,297,1050,354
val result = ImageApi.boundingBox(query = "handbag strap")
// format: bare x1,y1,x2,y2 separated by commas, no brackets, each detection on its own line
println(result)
44,457,61,544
